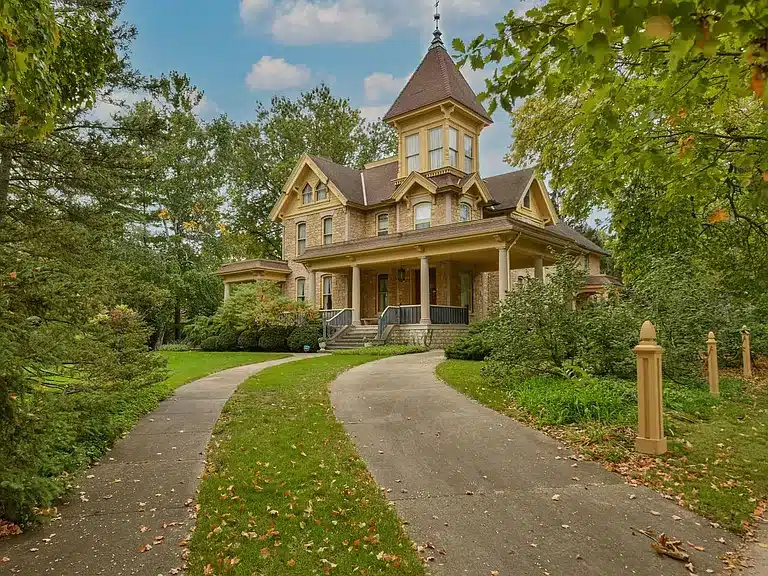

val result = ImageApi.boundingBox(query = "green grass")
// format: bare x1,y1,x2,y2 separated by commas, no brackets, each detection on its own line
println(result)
332,345,427,356
437,359,768,533
188,355,424,576
159,351,290,391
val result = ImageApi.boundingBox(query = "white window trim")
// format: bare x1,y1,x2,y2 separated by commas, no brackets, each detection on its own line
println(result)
405,133,420,173
376,212,389,236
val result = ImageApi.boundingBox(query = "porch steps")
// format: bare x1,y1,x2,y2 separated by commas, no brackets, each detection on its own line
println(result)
326,326,381,350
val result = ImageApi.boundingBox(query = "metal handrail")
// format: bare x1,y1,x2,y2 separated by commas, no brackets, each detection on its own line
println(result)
377,305,420,339
322,308,352,339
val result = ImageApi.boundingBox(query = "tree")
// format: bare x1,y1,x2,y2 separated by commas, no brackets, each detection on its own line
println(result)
455,0,768,288
229,85,397,259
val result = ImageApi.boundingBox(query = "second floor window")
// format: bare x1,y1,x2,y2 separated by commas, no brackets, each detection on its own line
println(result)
296,278,306,301
302,184,313,204
459,202,471,222
448,128,459,167
406,134,419,173
297,222,307,254
377,213,389,236
322,216,333,245
428,127,443,170
464,135,474,172
414,202,432,230
316,183,327,201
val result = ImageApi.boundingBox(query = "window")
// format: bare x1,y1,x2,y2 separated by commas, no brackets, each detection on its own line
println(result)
322,216,333,245
460,272,473,311
406,134,420,173
297,222,307,255
322,276,333,310
377,213,389,236
448,128,459,167
428,127,443,170
414,202,432,230
459,201,471,222
523,189,531,209
302,184,313,205
378,274,389,312
316,183,327,201
296,278,306,302
463,135,474,173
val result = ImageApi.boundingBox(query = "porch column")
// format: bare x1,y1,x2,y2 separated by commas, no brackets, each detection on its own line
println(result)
352,265,361,325
534,256,544,281
223,282,231,301
307,269,316,307
420,256,431,324
498,248,509,302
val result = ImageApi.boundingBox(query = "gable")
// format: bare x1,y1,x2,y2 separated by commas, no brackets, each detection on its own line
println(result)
269,155,347,222
515,178,558,226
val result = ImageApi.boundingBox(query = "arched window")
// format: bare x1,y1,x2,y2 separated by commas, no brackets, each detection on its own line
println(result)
459,201,471,222
296,278,306,301
322,216,333,245
302,184,313,204
316,183,327,201
414,202,432,230
377,213,389,236
296,222,307,255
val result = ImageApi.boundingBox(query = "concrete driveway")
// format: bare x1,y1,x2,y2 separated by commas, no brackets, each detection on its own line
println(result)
330,351,738,575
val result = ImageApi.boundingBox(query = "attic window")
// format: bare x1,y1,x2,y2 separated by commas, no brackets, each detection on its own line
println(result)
316,183,327,201
302,184,313,205
523,189,531,209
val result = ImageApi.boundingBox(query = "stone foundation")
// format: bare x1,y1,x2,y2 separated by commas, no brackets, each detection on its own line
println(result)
386,324,469,349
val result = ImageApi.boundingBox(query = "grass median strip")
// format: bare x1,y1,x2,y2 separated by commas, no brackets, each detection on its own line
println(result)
159,351,290,392
188,355,424,576
437,359,768,533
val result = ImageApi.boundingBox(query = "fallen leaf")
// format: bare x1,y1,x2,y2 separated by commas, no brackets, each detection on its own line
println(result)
1,557,9,563
672,515,682,521
551,494,561,501
685,561,696,573
138,544,152,553
288,558,296,567
139,525,150,533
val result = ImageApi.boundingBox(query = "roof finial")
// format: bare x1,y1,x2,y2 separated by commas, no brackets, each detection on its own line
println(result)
431,0,443,48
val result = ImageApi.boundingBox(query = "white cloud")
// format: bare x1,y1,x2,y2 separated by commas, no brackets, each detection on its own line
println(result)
240,0,272,22
193,95,221,120
90,90,146,123
359,105,390,123
246,56,311,91
363,72,410,103
272,0,391,45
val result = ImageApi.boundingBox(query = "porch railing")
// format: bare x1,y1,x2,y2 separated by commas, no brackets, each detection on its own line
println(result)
378,305,470,339
322,308,352,340
430,305,470,325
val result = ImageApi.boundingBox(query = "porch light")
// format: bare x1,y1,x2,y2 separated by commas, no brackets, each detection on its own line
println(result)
397,268,406,282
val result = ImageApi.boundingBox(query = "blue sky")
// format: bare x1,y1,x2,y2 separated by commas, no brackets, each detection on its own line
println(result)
119,0,535,176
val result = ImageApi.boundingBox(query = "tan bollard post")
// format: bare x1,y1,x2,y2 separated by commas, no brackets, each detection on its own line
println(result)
742,326,753,379
707,331,719,396
634,321,667,455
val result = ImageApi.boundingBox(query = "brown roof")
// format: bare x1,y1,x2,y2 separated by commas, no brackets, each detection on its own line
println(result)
310,155,364,204
483,168,535,211
382,43,492,124
549,222,609,256
363,160,399,205
217,259,290,275
585,275,622,287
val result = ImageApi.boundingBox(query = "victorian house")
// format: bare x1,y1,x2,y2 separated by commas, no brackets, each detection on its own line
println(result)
217,23,616,348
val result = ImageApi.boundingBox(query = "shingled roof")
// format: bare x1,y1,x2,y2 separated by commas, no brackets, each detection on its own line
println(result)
310,155,364,204
382,43,492,124
483,168,536,211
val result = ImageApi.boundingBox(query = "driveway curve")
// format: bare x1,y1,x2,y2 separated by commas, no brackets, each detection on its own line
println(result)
330,351,737,575
0,354,311,575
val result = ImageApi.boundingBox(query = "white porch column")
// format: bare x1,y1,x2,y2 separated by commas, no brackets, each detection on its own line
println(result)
223,282,231,301
534,256,544,281
498,248,509,302
352,265,361,325
307,269,316,307
420,256,431,325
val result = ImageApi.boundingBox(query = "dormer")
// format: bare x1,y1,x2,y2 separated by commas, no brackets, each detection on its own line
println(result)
382,25,492,180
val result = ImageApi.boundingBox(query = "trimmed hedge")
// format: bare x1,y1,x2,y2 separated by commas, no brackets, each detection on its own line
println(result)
287,324,322,352
238,328,262,351
259,326,293,352
445,322,492,361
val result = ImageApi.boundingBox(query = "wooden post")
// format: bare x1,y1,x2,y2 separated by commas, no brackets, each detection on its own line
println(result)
707,331,719,396
634,321,667,455
742,326,753,379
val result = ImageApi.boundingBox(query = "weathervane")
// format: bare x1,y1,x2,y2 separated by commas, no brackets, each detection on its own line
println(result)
431,0,443,47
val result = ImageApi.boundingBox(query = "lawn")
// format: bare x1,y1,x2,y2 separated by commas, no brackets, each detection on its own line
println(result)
159,351,289,391
188,354,424,576
437,359,766,533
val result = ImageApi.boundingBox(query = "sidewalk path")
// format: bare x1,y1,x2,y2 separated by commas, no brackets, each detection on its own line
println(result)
0,354,311,575
330,351,739,575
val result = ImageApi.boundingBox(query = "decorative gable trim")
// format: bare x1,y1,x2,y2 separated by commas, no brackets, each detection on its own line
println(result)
391,171,438,203
514,176,559,225
461,173,493,204
269,154,348,221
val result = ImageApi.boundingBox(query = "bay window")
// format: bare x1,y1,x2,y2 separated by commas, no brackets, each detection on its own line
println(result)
448,128,459,167
463,135,474,172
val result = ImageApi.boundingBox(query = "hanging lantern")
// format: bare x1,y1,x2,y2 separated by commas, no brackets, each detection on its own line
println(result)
397,268,406,282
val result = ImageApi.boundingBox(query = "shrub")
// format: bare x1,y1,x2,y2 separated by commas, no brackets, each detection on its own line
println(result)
445,322,492,360
333,345,428,356
287,323,322,352
237,328,262,351
217,281,316,332
184,315,224,347
579,297,640,379
259,326,292,352
156,343,192,352
200,336,221,352
216,329,240,352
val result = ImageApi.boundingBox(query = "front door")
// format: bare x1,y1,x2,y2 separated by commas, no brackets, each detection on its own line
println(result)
414,267,437,305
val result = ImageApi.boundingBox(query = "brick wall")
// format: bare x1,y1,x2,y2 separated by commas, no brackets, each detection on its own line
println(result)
387,325,469,349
